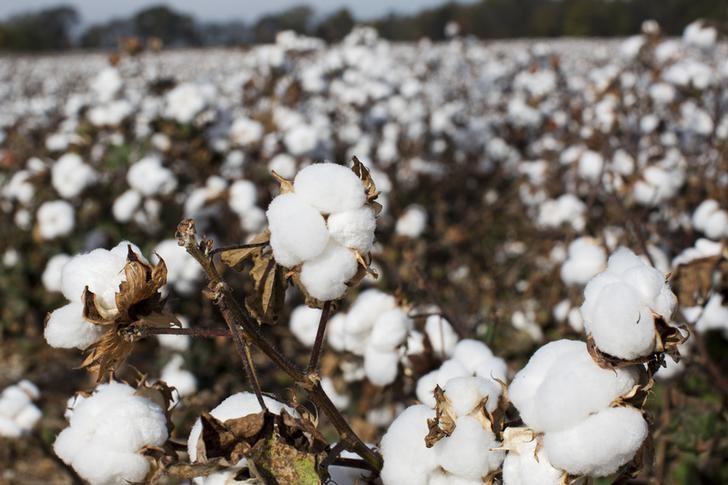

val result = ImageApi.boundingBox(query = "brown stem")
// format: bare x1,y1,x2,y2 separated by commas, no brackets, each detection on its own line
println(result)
140,326,231,338
307,301,333,375
176,220,383,472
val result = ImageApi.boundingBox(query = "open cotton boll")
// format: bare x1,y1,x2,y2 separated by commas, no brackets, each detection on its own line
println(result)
44,301,105,349
37,200,75,240
695,294,728,334
444,376,501,416
228,180,258,216
452,339,508,382
165,83,206,123
425,315,459,357
42,253,71,293
292,163,366,214
577,150,604,182
127,156,177,197
267,192,329,267
289,305,322,347
161,354,197,400
560,238,607,286
395,205,428,238
153,239,202,295
112,189,142,223
326,206,376,253
51,153,97,199
187,392,297,462
0,380,42,438
502,435,563,485
692,199,728,240
543,406,648,477
299,241,358,301
416,359,470,408
54,382,168,485
229,117,263,147
435,415,504,480
345,289,397,334
380,404,438,485
364,347,400,386
368,308,412,351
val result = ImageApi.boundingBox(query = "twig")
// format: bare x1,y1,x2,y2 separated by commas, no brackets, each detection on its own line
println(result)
137,326,231,338
307,301,333,375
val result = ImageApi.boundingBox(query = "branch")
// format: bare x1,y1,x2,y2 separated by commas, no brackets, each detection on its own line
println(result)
138,326,231,338
307,300,333,375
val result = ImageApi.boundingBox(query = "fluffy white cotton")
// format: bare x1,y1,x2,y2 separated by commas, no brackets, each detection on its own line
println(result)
91,68,122,102
543,406,648,477
230,117,263,147
154,239,202,295
267,192,329,267
683,20,717,50
509,339,638,432
37,200,75,240
161,354,197,400
300,241,358,301
444,376,501,416
54,382,168,485
51,153,96,199
425,315,459,357
268,154,297,179
560,238,607,286
694,294,728,335
327,206,376,253
293,163,366,214
228,180,258,216
187,392,297,462
692,199,728,240
368,308,412,351
502,434,563,485
0,380,42,438
344,289,397,335
42,253,71,293
435,415,503,479
112,189,142,223
289,305,322,347
537,194,586,232
395,205,428,238
581,247,676,359
364,347,401,386
44,302,106,350
578,150,604,182
166,83,206,123
321,377,351,410
127,156,177,197
380,405,438,485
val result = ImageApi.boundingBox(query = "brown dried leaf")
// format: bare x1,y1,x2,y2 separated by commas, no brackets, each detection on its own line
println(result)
219,232,271,271
271,170,294,193
246,251,287,324
115,247,167,315
80,328,135,381
351,156,379,202
671,254,725,306
425,386,457,447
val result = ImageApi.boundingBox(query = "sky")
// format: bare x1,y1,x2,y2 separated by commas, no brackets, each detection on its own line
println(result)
0,0,477,24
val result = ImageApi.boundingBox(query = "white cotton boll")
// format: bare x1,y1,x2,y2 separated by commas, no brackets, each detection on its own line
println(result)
368,308,412,351
326,206,376,253
268,154,297,180
127,156,177,197
605,246,645,275
228,180,257,216
578,151,604,182
69,446,152,485
345,289,397,334
695,294,728,334
91,68,122,102
693,199,720,229
44,302,105,350
380,405,438,485
434,415,503,479
161,354,197,399
230,117,263,147
395,205,428,238
289,305,322,347
544,407,648,477
703,211,728,239
502,436,563,485
612,150,635,176
587,283,656,359
425,315,459,357
42,253,71,293
568,307,584,332
560,238,607,286
166,83,206,123
13,405,42,431
37,200,75,240
683,20,717,50
299,241,358,301
581,272,622,323
428,469,483,485
621,265,664,304
326,313,348,352
284,125,319,156
293,163,366,214
187,393,297,462
154,239,202,295
452,339,493,375
266,193,329,267
112,189,142,223
364,347,400,386
52,153,96,199
416,359,470,408
241,206,267,233
444,376,501,416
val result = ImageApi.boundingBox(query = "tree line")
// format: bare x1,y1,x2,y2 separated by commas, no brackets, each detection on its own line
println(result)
0,0,724,52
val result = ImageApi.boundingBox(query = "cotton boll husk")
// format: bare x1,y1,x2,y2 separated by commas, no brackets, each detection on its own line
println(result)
289,306,322,347
588,283,656,359
44,302,105,349
425,315,458,357
266,193,329,266
434,415,503,479
368,308,412,351
42,253,71,293
364,347,400,386
444,376,501,416
380,405,438,485
543,406,648,477
502,437,563,485
293,163,366,215
299,241,358,301
326,206,376,253
345,289,397,333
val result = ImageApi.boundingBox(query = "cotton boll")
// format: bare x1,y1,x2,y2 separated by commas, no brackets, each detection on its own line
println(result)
621,265,664,304
37,200,75,240
165,83,206,123
502,436,563,485
127,156,177,197
580,272,623,324
161,354,197,400
228,180,257,216
578,151,604,182
326,206,376,253
543,407,648,477
434,415,503,479
268,154,297,180
452,339,507,383
267,193,329,266
229,117,263,147
187,393,297,462
112,189,142,223
345,289,397,334
380,405,438,485
425,315,458,357
293,163,366,214
45,302,105,350
444,376,501,416
42,253,71,293
51,153,96,199
428,470,483,485
560,238,607,286
299,241,358,301
368,308,412,351
364,347,400,386
416,359,470,408
395,205,428,238
0,381,42,438
289,305,322,347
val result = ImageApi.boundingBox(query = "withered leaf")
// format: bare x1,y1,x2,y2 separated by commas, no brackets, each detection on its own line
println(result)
246,251,287,324
424,386,457,448
219,232,271,271
80,329,135,381
671,254,726,307
351,156,379,203
115,247,167,314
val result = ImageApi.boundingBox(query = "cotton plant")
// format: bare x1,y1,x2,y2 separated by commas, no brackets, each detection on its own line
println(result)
0,380,42,438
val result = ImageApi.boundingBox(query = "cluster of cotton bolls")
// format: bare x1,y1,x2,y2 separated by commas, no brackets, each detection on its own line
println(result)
54,382,169,485
0,380,42,438
560,237,607,286
112,155,177,226
266,162,376,301
581,247,677,360
692,199,728,240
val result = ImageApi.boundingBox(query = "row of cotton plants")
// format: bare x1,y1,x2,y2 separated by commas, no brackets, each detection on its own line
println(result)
0,19,726,485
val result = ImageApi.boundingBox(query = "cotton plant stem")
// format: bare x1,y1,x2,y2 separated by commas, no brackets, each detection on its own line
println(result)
307,300,333,375
139,326,231,338
176,219,383,472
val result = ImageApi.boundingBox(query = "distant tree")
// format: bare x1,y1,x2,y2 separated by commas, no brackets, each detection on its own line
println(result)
315,8,355,43
0,5,79,51
133,5,199,46
253,5,314,43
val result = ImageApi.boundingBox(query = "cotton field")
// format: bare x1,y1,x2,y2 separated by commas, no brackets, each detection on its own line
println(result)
0,21,726,484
